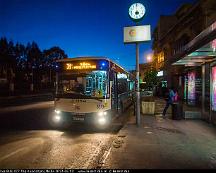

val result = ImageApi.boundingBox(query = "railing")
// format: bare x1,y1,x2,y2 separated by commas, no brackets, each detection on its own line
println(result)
118,91,135,113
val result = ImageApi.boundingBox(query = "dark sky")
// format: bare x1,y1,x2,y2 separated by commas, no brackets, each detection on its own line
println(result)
0,0,196,70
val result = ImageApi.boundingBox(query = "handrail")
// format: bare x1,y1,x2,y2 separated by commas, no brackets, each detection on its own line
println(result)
118,90,135,97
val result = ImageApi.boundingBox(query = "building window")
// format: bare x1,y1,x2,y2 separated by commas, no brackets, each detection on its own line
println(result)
157,52,164,63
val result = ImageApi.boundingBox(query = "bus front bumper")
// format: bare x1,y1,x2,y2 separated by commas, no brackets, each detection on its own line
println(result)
52,109,112,126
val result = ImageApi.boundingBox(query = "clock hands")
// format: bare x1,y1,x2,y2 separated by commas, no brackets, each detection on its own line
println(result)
129,3,145,20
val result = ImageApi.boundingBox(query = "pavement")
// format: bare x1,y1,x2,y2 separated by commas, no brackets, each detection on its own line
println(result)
101,98,216,169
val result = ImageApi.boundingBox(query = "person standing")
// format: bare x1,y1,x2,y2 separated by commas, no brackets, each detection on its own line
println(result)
162,87,175,118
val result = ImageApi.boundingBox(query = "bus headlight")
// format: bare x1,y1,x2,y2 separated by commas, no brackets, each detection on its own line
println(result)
53,110,62,123
97,111,109,125
98,111,107,116
53,114,61,123
55,109,61,114
98,117,107,125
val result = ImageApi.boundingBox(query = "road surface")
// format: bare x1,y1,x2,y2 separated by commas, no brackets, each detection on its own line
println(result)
0,101,124,169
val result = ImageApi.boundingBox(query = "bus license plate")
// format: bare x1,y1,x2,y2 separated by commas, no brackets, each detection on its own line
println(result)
73,115,85,121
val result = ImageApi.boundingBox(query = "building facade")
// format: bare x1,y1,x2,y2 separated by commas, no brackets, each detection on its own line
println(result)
152,0,216,124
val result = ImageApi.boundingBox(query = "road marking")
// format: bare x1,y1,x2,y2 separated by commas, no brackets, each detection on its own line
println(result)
99,147,112,165
0,147,27,162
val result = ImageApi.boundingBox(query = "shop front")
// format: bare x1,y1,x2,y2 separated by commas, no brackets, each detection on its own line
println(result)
171,21,216,123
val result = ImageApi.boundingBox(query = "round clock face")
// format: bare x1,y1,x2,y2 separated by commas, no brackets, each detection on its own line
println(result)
129,3,146,21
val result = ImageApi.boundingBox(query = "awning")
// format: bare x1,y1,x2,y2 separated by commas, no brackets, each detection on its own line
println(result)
171,21,216,66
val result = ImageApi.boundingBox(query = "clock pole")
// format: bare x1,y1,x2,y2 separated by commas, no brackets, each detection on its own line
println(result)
124,2,150,127
136,41,141,126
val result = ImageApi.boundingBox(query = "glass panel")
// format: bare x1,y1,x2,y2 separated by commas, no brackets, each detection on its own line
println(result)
188,71,196,105
185,69,202,106
57,71,109,99
205,64,210,112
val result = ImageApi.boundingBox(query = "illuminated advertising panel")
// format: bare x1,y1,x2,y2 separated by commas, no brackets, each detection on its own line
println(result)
212,39,216,52
157,71,163,77
188,72,196,102
117,73,127,79
184,76,187,100
124,25,151,43
212,66,216,111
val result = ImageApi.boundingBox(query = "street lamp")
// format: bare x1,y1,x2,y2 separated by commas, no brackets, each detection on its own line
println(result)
146,53,154,72
146,54,153,63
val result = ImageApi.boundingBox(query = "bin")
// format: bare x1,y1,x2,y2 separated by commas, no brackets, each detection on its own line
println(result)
141,101,155,115
172,102,183,120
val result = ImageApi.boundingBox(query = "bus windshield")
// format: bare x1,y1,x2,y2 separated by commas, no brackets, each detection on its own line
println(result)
57,70,109,99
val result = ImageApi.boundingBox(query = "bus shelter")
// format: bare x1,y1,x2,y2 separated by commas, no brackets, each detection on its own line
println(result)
171,21,216,124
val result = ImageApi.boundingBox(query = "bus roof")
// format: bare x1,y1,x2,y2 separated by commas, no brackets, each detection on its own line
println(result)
56,56,110,62
57,56,130,74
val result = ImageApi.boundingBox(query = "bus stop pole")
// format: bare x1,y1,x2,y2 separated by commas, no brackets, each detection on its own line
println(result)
136,42,141,126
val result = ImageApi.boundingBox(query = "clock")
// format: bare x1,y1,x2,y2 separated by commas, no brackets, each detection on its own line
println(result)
129,3,146,22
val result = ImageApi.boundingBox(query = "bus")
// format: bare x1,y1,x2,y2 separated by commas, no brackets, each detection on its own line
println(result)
50,57,135,128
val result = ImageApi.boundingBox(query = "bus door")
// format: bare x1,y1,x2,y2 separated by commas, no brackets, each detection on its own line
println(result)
111,72,118,112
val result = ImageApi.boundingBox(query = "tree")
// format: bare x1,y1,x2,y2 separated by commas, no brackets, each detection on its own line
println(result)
0,36,68,94
26,42,42,69
42,46,67,87
143,69,158,90
15,43,27,69
25,42,43,91
0,38,16,66
0,38,16,82
43,46,67,68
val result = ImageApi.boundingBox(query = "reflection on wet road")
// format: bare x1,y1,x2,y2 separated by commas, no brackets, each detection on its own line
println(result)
0,102,124,168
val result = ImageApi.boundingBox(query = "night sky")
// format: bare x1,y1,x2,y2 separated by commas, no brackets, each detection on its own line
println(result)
0,0,196,71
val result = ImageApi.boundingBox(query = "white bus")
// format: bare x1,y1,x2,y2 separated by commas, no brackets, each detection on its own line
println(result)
50,57,135,128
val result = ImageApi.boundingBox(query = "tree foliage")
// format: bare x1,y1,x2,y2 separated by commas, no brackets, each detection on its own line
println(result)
0,37,68,94
143,69,158,89
43,46,67,68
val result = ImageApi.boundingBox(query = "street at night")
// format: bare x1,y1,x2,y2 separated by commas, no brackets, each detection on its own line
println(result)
1,0,216,170
1,99,216,169
0,101,125,169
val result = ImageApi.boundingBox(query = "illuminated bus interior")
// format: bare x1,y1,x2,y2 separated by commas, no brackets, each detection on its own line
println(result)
57,71,109,99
